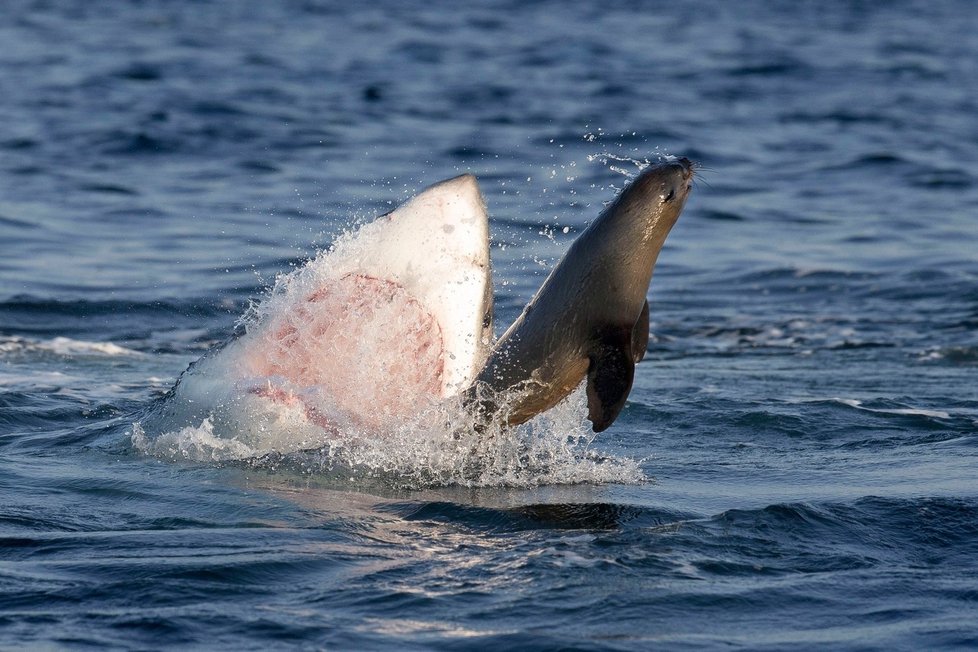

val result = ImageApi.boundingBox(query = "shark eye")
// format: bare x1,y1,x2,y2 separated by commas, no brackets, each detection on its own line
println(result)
664,189,675,202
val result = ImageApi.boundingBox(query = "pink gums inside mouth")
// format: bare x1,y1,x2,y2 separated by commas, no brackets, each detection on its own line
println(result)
247,273,444,432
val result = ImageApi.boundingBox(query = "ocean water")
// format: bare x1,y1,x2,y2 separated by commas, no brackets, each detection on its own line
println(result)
2,0,977,649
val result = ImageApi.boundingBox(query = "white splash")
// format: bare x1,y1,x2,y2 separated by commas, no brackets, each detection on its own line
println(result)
131,418,256,462
132,385,644,488
585,151,673,179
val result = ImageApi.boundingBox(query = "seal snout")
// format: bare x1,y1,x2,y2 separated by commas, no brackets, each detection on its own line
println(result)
656,157,694,203
672,157,695,181
671,157,695,198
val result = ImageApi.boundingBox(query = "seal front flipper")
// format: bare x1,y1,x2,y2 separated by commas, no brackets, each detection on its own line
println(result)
632,299,649,363
585,332,636,432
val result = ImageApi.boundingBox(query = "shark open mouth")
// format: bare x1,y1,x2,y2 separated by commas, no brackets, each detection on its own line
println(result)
247,273,445,433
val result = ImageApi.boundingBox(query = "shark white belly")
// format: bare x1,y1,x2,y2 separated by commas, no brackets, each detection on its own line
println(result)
142,174,493,452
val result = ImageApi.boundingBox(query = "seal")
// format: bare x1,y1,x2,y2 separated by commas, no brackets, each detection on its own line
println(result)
466,157,694,432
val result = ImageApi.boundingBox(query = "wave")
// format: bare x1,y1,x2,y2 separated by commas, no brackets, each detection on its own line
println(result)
0,295,242,332
822,397,951,420
0,335,142,358
918,345,978,365
0,295,245,355
385,500,696,533
712,496,978,561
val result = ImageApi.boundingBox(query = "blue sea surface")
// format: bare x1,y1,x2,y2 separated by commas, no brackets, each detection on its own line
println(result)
2,1,977,649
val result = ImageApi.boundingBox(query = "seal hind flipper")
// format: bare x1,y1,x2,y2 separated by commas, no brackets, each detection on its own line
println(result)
585,332,636,432
632,299,650,363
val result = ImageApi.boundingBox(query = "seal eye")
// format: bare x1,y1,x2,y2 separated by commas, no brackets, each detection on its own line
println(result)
663,189,675,203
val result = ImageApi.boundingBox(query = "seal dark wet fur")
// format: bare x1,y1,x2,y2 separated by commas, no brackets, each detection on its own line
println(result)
466,157,694,432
